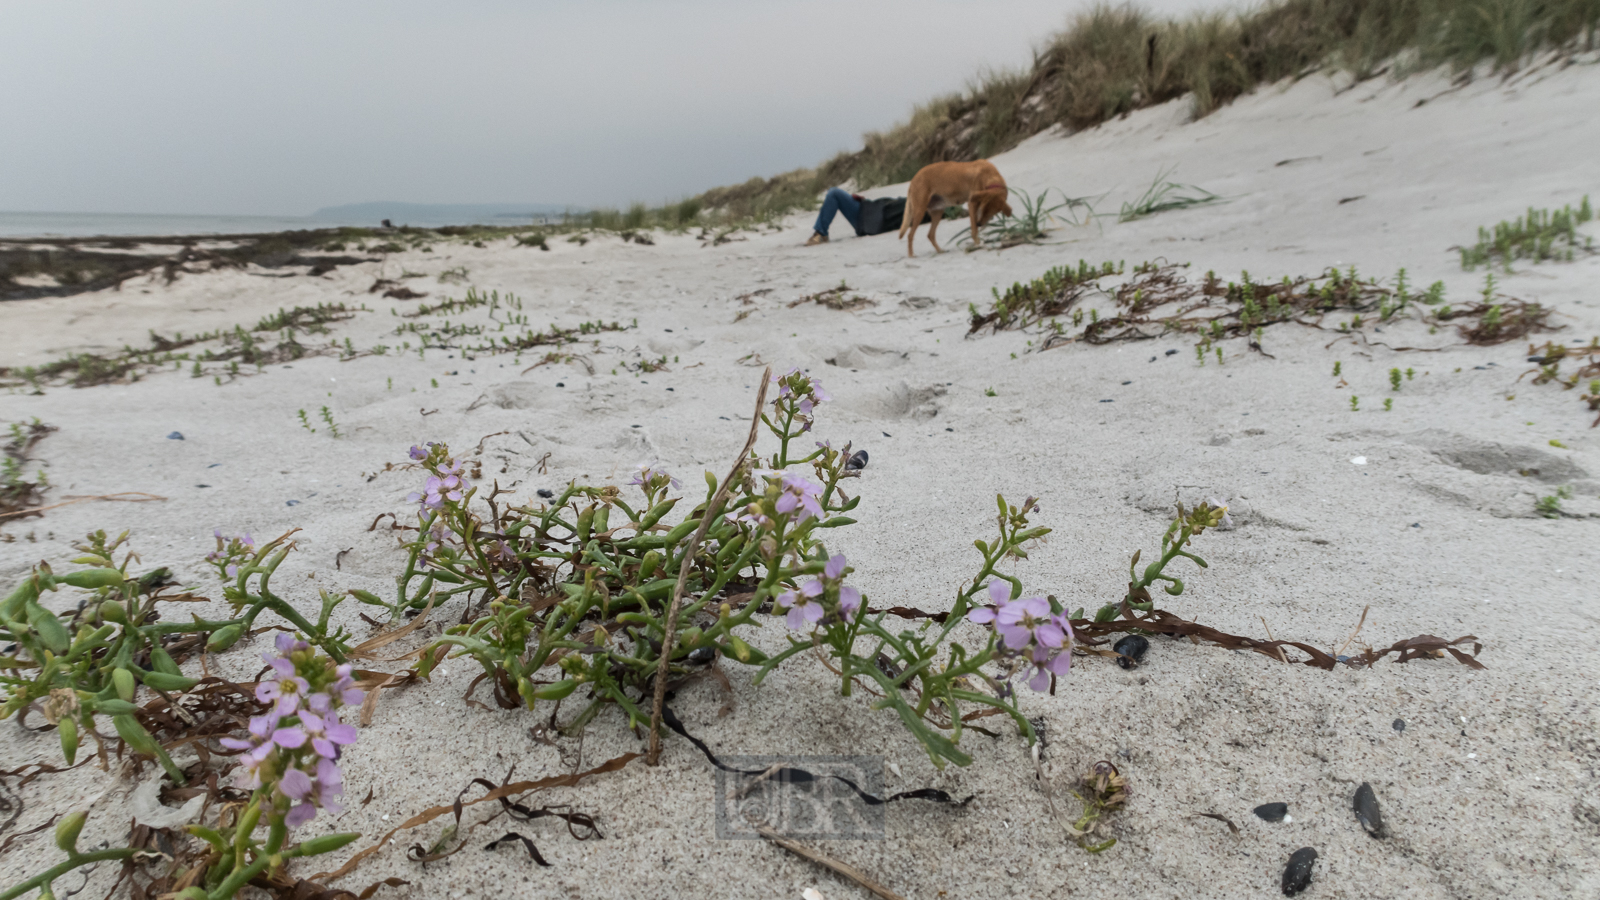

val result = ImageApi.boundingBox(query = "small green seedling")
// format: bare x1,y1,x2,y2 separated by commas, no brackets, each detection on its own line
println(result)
1405,367,1415,381
1383,398,1393,411
1333,361,1342,377
1536,486,1573,518
984,387,997,397
319,406,340,439
1350,395,1360,411
1390,368,1402,391
297,409,315,433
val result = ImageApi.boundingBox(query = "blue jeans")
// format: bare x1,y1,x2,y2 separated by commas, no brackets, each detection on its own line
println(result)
813,187,861,237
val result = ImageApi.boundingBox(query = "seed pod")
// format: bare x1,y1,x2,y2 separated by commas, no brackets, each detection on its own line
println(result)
112,714,160,756
640,550,662,580
1113,635,1149,670
92,698,138,715
99,599,128,624
576,507,595,543
532,679,577,701
1353,782,1386,838
293,832,361,857
27,602,71,654
54,810,88,855
141,671,199,693
206,624,244,652
1281,847,1317,895
593,504,611,534
59,717,79,765
149,646,181,676
112,667,137,701
56,568,125,589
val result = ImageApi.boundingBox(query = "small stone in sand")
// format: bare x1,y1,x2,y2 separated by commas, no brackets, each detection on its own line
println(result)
167,432,184,440
1393,718,1406,732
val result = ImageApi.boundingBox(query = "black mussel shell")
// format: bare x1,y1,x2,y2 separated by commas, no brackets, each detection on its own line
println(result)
846,449,869,471
536,488,555,499
1353,782,1386,837
1282,847,1318,895
1254,802,1289,822
1113,635,1150,669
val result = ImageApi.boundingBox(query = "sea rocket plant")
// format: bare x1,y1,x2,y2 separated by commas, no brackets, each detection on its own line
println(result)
205,531,255,580
776,554,861,630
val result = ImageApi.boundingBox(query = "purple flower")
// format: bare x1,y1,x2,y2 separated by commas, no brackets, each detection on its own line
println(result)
1025,645,1073,692
629,463,682,490
996,596,1065,651
776,580,825,630
408,444,429,461
966,579,1013,625
775,474,823,520
299,710,358,759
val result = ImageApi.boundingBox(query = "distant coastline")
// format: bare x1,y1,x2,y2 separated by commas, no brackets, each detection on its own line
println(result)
1,202,583,239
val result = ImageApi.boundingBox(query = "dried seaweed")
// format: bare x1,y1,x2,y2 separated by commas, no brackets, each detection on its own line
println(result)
968,260,1556,351
661,706,972,807
787,283,875,311
311,754,636,883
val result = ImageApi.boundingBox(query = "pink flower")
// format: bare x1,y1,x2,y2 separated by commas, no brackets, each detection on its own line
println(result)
996,596,1065,651
966,579,1013,625
776,581,825,630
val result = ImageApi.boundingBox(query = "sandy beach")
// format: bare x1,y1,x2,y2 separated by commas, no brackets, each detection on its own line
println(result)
4,59,1599,900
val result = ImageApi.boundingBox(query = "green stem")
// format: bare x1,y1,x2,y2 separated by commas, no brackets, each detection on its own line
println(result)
0,849,140,900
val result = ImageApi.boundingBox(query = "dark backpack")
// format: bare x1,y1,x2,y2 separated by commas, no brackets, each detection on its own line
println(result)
855,197,925,236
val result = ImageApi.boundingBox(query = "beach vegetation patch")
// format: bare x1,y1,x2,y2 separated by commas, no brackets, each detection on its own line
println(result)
1458,195,1594,270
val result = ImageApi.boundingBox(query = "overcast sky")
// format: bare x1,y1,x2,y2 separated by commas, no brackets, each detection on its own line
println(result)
2,1,1222,216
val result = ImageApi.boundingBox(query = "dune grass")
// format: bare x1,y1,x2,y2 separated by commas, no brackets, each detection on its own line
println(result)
611,0,1599,229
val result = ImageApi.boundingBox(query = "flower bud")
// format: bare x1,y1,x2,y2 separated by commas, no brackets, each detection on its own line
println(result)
54,810,87,855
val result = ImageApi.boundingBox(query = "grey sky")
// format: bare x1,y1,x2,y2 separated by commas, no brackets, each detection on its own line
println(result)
2,1,1221,216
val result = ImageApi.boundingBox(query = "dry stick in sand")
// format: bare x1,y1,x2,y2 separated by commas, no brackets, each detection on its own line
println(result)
647,366,771,766
1259,616,1291,665
0,491,166,520
754,824,908,900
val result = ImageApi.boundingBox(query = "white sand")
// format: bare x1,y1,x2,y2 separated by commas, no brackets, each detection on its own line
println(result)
4,60,1600,899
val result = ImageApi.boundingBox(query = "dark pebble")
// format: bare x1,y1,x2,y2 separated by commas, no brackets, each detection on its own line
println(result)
1165,348,1179,356
1254,802,1289,822
1113,635,1149,669
1353,782,1386,837
1099,398,1114,403
1392,718,1405,732
167,431,184,440
286,500,300,506
536,489,554,499
555,382,565,387
687,646,715,664
1121,380,1132,385
846,450,869,471
1282,847,1318,895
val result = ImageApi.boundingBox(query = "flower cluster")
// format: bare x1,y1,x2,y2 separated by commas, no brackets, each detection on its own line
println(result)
968,580,1073,692
731,471,824,532
629,463,681,505
777,554,861,630
772,368,830,433
206,530,255,580
408,458,469,511
221,634,362,828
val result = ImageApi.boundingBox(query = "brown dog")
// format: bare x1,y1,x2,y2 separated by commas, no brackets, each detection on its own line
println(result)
898,160,1013,257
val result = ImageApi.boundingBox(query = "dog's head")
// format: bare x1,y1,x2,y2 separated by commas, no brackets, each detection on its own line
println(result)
974,189,1013,227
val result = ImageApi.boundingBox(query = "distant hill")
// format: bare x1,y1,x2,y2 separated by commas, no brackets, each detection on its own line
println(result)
309,201,582,227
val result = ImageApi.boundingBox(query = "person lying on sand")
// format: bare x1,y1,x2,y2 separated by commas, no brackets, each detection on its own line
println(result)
806,187,918,245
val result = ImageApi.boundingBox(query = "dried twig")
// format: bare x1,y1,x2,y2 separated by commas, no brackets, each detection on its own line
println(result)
753,823,908,900
0,491,166,520
648,367,771,765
